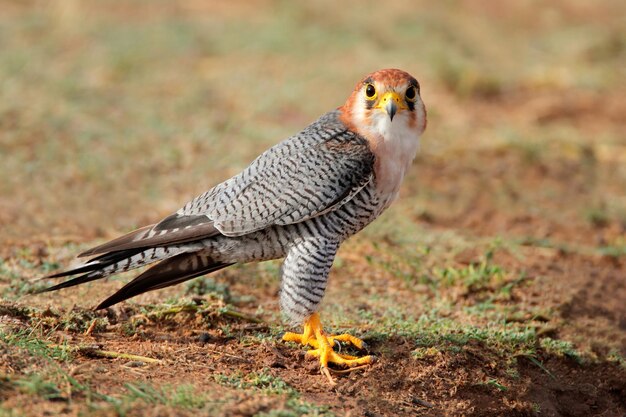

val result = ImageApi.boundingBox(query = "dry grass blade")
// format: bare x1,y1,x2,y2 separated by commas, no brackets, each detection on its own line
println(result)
327,364,371,374
76,347,163,364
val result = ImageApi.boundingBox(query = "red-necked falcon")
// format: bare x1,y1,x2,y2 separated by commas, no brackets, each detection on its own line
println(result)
42,69,427,383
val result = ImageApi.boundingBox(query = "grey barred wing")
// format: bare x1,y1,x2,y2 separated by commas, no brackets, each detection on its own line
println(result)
211,135,374,235
77,112,374,257
176,124,375,236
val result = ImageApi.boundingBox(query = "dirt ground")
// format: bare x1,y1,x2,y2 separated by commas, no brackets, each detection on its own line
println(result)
1,1,625,416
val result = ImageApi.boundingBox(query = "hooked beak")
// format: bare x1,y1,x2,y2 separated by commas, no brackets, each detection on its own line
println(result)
386,100,397,121
375,91,406,122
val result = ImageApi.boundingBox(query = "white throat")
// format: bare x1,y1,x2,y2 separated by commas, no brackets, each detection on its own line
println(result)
354,108,423,200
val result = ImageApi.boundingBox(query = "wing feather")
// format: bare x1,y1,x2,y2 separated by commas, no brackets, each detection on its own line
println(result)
176,110,375,236
79,222,219,257
80,111,373,258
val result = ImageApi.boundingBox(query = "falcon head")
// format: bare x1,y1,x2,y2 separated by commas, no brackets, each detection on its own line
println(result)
340,69,427,142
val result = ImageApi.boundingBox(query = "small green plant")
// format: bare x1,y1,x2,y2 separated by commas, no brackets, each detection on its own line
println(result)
0,328,72,362
213,370,333,416
597,244,626,258
214,370,294,395
411,346,440,360
432,250,505,292
248,371,294,395
486,378,508,392
607,350,626,369
540,338,582,363
0,258,50,299
185,276,231,300
124,382,210,409
14,374,64,401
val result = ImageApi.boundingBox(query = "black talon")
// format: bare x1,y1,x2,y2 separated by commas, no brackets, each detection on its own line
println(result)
335,340,343,353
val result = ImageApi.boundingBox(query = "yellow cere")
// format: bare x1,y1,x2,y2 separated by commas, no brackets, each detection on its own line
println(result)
375,91,408,110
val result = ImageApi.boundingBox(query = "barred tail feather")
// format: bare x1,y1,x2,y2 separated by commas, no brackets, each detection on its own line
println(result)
45,248,146,280
38,246,188,294
95,253,233,309
39,270,109,293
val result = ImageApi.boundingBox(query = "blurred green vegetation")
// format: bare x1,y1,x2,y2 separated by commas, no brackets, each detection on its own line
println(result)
1,0,624,245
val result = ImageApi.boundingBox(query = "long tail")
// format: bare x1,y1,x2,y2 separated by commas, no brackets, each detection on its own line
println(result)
39,248,233,309
96,253,233,309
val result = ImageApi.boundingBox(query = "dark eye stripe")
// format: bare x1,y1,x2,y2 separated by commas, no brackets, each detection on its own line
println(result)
411,78,420,95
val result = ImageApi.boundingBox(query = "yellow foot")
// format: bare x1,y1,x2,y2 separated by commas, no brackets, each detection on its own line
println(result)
283,313,373,384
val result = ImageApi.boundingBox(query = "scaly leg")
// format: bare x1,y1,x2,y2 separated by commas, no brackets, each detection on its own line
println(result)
283,313,373,383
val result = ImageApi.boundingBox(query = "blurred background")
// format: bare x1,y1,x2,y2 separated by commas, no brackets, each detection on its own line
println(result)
1,0,624,248
1,2,625,415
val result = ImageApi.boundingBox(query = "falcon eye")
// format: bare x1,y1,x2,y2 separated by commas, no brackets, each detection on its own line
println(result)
405,86,417,101
364,83,376,100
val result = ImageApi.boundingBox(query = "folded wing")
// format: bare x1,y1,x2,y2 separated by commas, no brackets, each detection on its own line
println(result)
173,110,376,236
81,111,374,260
